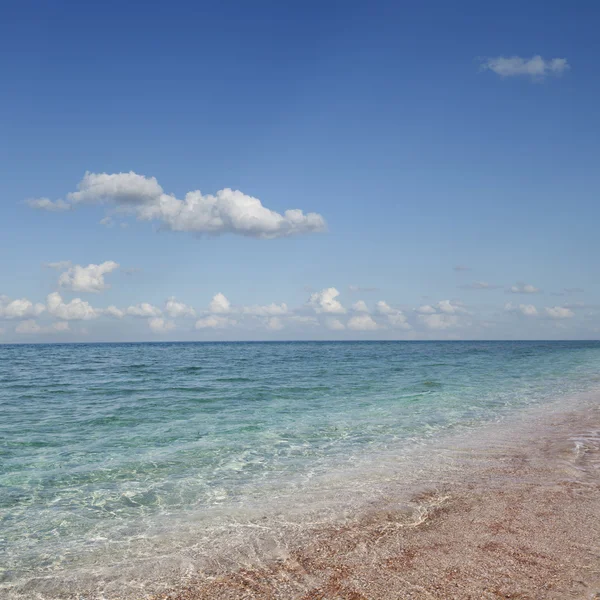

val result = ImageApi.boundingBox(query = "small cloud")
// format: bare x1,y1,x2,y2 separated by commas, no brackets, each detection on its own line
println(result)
148,317,175,333
43,260,73,270
352,300,369,313
453,265,471,272
26,198,71,211
505,302,538,317
99,216,114,227
347,314,379,331
544,306,574,319
195,315,236,329
348,285,378,293
508,282,540,294
480,55,570,80
326,318,346,331
459,281,501,290
58,261,120,293
209,292,232,314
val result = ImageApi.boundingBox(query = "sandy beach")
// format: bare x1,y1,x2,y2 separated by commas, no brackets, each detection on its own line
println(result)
149,401,600,600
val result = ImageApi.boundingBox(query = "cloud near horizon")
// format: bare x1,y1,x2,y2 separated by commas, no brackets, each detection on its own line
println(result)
26,171,327,239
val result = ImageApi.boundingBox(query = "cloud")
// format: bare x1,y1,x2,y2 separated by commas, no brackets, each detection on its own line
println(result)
326,318,345,331
266,317,284,331
195,315,236,329
47,292,99,320
27,171,327,239
437,300,467,314
165,297,196,318
209,292,232,314
44,260,73,270
348,285,378,293
148,317,175,333
453,265,471,272
126,303,162,318
544,306,574,319
376,301,410,329
352,300,369,313
415,304,436,315
242,302,288,317
459,281,501,290
288,315,319,326
15,320,70,334
104,305,125,318
508,283,540,294
0,296,46,319
308,287,346,314
347,314,379,331
419,313,459,330
480,55,570,80
505,302,538,317
58,261,119,293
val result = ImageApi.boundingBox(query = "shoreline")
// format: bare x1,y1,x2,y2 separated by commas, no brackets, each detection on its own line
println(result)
148,398,600,600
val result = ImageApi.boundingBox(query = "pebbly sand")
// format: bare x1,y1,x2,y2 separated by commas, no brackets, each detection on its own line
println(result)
148,400,600,600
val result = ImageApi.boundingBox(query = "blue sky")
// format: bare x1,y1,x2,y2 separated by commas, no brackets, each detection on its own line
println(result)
1,0,599,341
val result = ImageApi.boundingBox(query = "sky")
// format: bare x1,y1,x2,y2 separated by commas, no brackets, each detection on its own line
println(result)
1,0,600,342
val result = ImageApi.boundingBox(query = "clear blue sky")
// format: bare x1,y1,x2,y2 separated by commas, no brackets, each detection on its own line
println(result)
1,0,599,341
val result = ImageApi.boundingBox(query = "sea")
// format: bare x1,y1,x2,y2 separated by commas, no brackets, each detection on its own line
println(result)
1,340,600,598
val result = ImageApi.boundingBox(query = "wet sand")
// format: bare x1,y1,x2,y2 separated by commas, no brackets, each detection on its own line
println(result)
150,403,600,600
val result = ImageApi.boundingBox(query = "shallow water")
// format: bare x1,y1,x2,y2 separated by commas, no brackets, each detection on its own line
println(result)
1,341,600,598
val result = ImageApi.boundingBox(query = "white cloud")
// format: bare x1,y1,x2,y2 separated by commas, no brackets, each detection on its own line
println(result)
508,283,540,294
453,265,471,272
104,305,125,318
195,315,236,329
165,297,196,318
209,293,232,314
481,55,570,80
47,292,99,320
266,317,284,331
58,261,119,293
352,300,369,313
459,281,501,290
308,287,346,314
288,315,319,327
505,302,538,317
16,320,70,334
27,171,327,239
148,317,175,333
0,296,46,319
348,285,378,293
415,304,436,315
545,306,574,319
347,314,379,331
26,198,71,211
376,301,410,329
242,302,288,317
126,303,162,318
436,300,467,314
326,318,345,330
419,313,459,330
44,260,72,270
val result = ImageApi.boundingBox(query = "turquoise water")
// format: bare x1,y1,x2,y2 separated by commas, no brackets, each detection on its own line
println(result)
1,340,600,596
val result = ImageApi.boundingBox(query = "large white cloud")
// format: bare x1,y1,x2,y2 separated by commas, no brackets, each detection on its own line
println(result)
148,317,176,333
0,296,46,319
208,293,231,314
347,314,379,331
545,306,574,319
481,55,570,79
165,297,196,318
376,301,410,329
58,261,119,293
308,287,346,314
47,292,98,320
27,171,327,239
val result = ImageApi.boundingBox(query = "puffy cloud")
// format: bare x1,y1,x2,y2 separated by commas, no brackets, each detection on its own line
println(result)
419,313,459,330
126,303,162,318
347,314,379,331
242,302,288,317
436,300,467,314
47,292,98,320
58,261,119,293
415,304,436,315
326,318,345,331
480,55,570,79
544,306,574,319
505,302,538,317
266,317,284,331
376,301,410,329
165,297,196,318
104,305,125,318
195,315,236,329
27,171,327,239
0,296,46,319
16,320,70,334
459,281,501,290
352,300,369,313
209,292,232,314
508,283,540,294
308,287,346,314
148,317,175,333
288,315,319,327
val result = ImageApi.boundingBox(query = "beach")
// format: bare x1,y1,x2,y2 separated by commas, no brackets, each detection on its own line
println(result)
2,341,600,599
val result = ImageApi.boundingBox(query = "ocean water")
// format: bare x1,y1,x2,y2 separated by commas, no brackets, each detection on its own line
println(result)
1,340,600,597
